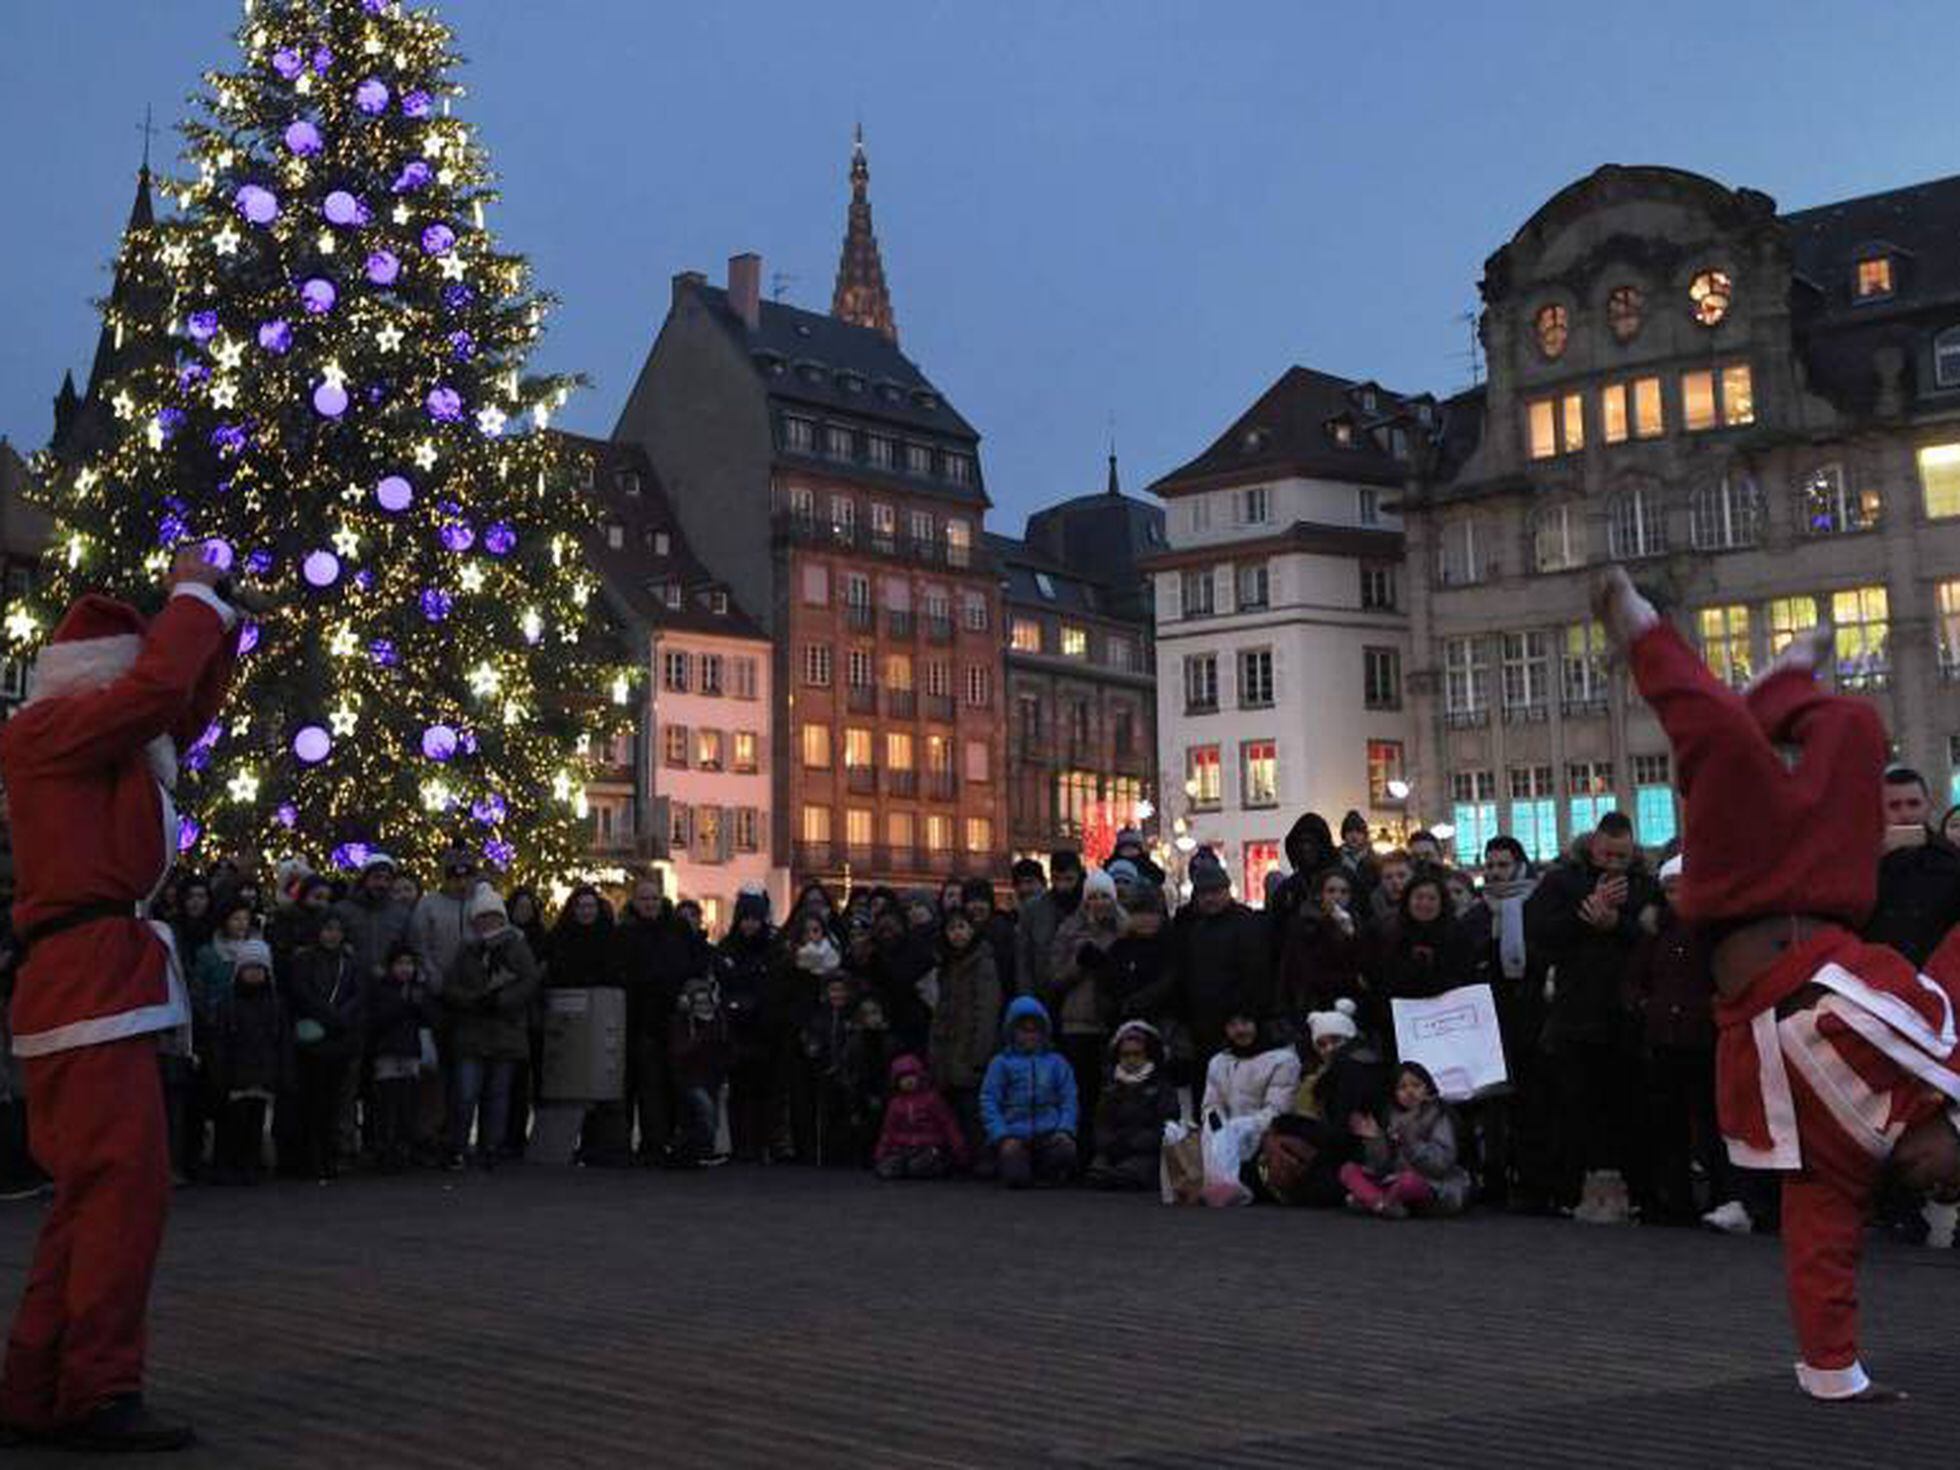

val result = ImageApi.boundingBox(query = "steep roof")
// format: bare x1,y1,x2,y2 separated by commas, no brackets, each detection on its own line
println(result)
1148,365,1421,496
559,433,766,641
987,532,1111,617
1782,172,1960,310
0,441,52,560
831,126,898,344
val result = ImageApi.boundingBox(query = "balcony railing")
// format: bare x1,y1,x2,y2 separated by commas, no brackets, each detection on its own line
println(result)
887,611,915,640
773,512,994,573
924,615,953,645
845,604,875,632
846,765,878,795
925,773,958,802
886,769,919,798
792,841,835,870
924,693,955,722
847,685,878,713
887,689,917,718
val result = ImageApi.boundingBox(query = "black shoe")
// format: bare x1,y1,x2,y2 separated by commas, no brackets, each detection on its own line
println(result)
57,1394,196,1452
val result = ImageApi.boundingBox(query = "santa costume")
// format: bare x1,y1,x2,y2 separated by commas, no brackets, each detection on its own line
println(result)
1627,610,1960,1400
0,581,238,1444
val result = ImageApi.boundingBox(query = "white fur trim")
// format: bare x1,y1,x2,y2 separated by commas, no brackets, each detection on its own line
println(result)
1813,960,1958,1055
1795,1359,1870,1400
1778,1003,1898,1160
1725,1008,1802,1171
11,921,188,1058
26,634,142,705
169,580,238,629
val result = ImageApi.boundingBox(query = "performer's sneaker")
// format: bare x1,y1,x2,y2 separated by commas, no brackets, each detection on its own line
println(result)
1702,1200,1755,1235
56,1394,197,1452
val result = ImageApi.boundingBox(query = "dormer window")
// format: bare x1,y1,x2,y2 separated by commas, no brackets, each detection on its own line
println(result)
1856,256,1894,300
655,531,670,557
616,469,641,497
1241,428,1267,453
837,371,864,393
783,416,815,453
906,443,934,476
1332,421,1354,447
665,583,683,610
1689,269,1732,327
710,590,729,615
912,389,939,411
945,454,972,486
605,522,624,550
1360,388,1377,412
867,436,895,470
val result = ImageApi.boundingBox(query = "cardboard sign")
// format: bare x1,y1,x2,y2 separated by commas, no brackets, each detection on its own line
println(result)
1390,983,1510,1102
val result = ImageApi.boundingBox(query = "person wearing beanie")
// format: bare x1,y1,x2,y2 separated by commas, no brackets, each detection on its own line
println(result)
872,1055,969,1180
1085,1021,1179,1190
716,882,782,1164
1104,858,1142,909
441,886,540,1169
1009,858,1048,911
1167,850,1272,1083
211,938,290,1189
1598,564,1960,1400
332,852,412,988
1286,997,1391,1206
1045,868,1125,1127
961,877,1019,994
1015,850,1085,1005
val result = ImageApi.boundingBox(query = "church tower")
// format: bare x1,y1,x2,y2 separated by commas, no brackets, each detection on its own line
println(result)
829,125,898,344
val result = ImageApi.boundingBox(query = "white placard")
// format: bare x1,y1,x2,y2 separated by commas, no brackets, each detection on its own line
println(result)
1389,983,1510,1102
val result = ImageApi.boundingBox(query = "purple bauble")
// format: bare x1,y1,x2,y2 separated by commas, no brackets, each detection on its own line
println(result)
300,277,337,315
483,521,516,557
447,329,475,361
302,550,341,587
236,184,279,225
178,818,201,855
311,45,333,74
246,549,274,577
353,569,374,591
210,423,248,456
331,842,371,871
177,360,211,391
420,588,453,622
420,222,456,256
292,725,332,764
369,638,398,667
283,119,322,157
323,190,366,227
354,78,390,115
364,249,400,285
201,538,235,573
421,724,459,762
187,309,220,342
471,792,507,826
483,838,515,869
277,803,299,829
401,89,433,118
442,283,473,311
439,521,475,553
157,513,188,546
362,0,388,13
257,318,292,354
425,385,463,422
375,474,414,512
272,48,304,80
458,729,479,756
155,407,186,440
238,622,261,655
312,380,349,418
391,159,432,194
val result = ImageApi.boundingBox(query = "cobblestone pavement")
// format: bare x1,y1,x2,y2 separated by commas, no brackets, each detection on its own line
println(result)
0,1167,1954,1467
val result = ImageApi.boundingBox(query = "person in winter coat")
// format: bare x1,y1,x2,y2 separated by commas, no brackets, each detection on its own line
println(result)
366,943,429,1171
665,977,731,1167
1201,1010,1301,1134
265,874,330,982
442,887,542,1168
961,877,1019,994
192,901,260,1051
614,878,708,1165
408,848,481,1000
925,908,1003,1153
1866,766,1960,967
1044,869,1124,1122
1373,873,1476,1009
211,940,290,1185
1110,828,1167,888
285,910,366,1180
1276,868,1370,1030
1266,812,1340,954
333,854,411,982
799,976,861,1166
869,906,933,1049
873,1054,969,1179
1014,850,1083,1000
1167,860,1273,1069
546,885,627,1164
717,885,782,1162
1336,810,1381,910
1458,836,1552,1211
1631,855,1722,1225
979,996,1079,1188
1085,1020,1180,1190
1339,1061,1471,1218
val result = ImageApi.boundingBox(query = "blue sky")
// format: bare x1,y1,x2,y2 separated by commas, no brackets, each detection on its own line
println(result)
3,1,1956,531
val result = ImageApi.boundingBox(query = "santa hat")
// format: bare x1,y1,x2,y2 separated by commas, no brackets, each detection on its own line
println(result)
1308,997,1359,1045
28,595,148,705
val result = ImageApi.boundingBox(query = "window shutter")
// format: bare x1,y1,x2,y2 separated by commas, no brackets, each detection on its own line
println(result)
717,807,735,863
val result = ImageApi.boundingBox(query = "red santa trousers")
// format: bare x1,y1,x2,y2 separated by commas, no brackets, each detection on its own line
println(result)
1630,620,1960,1396
0,1034,169,1429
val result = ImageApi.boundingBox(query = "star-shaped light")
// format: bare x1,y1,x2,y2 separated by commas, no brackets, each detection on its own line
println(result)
423,127,447,158
230,714,252,738
421,779,456,814
331,525,361,558
329,705,360,737
503,700,525,726
328,624,358,658
317,230,336,256
111,391,135,420
467,661,501,698
392,202,411,225
212,338,246,371
209,379,238,409
520,608,543,643
342,481,366,505
459,563,486,593
321,359,348,389
475,406,506,437
376,323,404,352
227,770,260,803
3,606,38,644
413,440,439,470
76,468,98,492
146,420,166,450
212,225,241,256
438,252,467,282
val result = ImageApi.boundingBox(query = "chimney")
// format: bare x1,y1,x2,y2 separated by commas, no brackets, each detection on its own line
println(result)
728,253,762,332
670,269,706,310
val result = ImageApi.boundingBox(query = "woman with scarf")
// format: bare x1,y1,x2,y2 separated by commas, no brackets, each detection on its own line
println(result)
1373,873,1475,1011
1461,836,1550,1209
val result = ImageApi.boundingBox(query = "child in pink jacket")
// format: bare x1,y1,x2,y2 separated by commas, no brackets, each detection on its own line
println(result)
873,1054,969,1179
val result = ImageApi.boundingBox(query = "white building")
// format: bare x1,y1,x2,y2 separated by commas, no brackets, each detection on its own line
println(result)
1144,368,1425,900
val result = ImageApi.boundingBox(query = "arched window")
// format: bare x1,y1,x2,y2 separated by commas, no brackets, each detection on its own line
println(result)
1607,285,1644,342
1530,503,1584,573
1936,326,1960,390
1607,487,1666,560
1689,269,1733,326
1689,476,1763,550
1534,303,1569,359
1797,464,1880,535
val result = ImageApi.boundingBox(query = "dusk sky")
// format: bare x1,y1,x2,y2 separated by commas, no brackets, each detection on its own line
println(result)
4,1,1957,532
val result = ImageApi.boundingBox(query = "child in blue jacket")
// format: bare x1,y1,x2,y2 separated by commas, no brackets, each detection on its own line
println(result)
979,996,1079,1188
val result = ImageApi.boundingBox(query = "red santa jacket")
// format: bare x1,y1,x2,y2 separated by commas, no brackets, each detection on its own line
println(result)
0,585,239,1056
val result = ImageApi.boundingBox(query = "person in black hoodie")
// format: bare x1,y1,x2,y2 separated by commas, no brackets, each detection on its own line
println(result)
614,877,708,1163
1085,1020,1180,1189
869,904,933,1050
1866,766,1960,967
1167,855,1273,1075
547,885,627,1165
211,940,290,1184
717,885,782,1162
285,910,366,1180
1266,812,1339,956
367,942,430,1171
1336,810,1381,912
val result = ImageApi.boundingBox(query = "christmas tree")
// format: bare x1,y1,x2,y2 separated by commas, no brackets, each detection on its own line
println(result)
9,0,629,884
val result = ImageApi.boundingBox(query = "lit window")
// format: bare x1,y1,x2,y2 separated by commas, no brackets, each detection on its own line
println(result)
1564,622,1608,707
800,724,832,768
695,729,724,771
1607,285,1643,342
1187,745,1222,807
800,804,831,845
1767,596,1819,656
1600,383,1629,444
1332,421,1353,447
1689,476,1762,550
732,732,759,774
1919,443,1960,518
945,519,971,567
925,815,952,853
1241,741,1278,808
1509,765,1559,863
843,727,873,770
734,808,760,852
1010,618,1042,653
1238,648,1275,708
1567,761,1617,834
1696,605,1753,688
1608,487,1666,559
1856,257,1894,299
1237,562,1269,609
1184,654,1218,712
1799,464,1879,535
1531,503,1582,572
1938,581,1960,675
845,808,873,850
829,495,856,537
1562,392,1584,453
1722,363,1754,425
1535,303,1568,359
869,501,896,538
1689,269,1732,326
1451,771,1500,866
1832,586,1889,689
1527,398,1558,460
1632,753,1676,848
1367,740,1405,806
1243,843,1282,907
1501,631,1550,715
1936,327,1960,390
663,724,689,769
1061,625,1088,659
965,817,992,853
1443,637,1489,717
1363,646,1401,710
884,653,913,691
1633,376,1664,437
1682,370,1718,432
886,731,914,771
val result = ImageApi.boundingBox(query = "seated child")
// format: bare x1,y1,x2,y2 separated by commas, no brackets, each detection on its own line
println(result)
1201,1008,1301,1133
1086,1020,1179,1190
873,1054,968,1179
1339,1061,1470,1218
980,996,1079,1188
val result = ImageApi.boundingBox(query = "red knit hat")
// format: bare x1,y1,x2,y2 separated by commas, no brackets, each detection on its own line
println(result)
29,595,149,703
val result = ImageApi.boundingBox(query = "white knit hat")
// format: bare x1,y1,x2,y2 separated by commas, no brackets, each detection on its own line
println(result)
1658,854,1683,882
229,938,274,976
465,884,507,923
1082,869,1119,903
1308,997,1359,1044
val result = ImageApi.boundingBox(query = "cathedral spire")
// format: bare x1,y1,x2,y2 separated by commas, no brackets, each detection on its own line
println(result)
830,125,898,344
84,161,158,402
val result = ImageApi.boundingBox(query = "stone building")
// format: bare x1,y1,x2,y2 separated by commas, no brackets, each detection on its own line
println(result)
1,442,51,718
1146,367,1423,901
994,455,1162,861
1405,165,1960,864
610,134,1006,892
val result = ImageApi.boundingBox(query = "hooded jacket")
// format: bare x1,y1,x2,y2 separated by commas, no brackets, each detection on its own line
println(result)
1046,905,1123,1036
1093,1021,1180,1166
286,938,367,1066
1201,1039,1301,1132
927,936,1003,1090
873,1054,970,1168
615,900,710,1042
1266,813,1339,948
546,893,619,989
1361,1096,1471,1214
443,925,542,1061
979,996,1079,1144
214,966,291,1097
333,881,411,982
1166,899,1273,1053
366,957,430,1063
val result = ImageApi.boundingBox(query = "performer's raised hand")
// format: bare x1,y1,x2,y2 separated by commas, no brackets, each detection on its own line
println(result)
168,544,224,590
